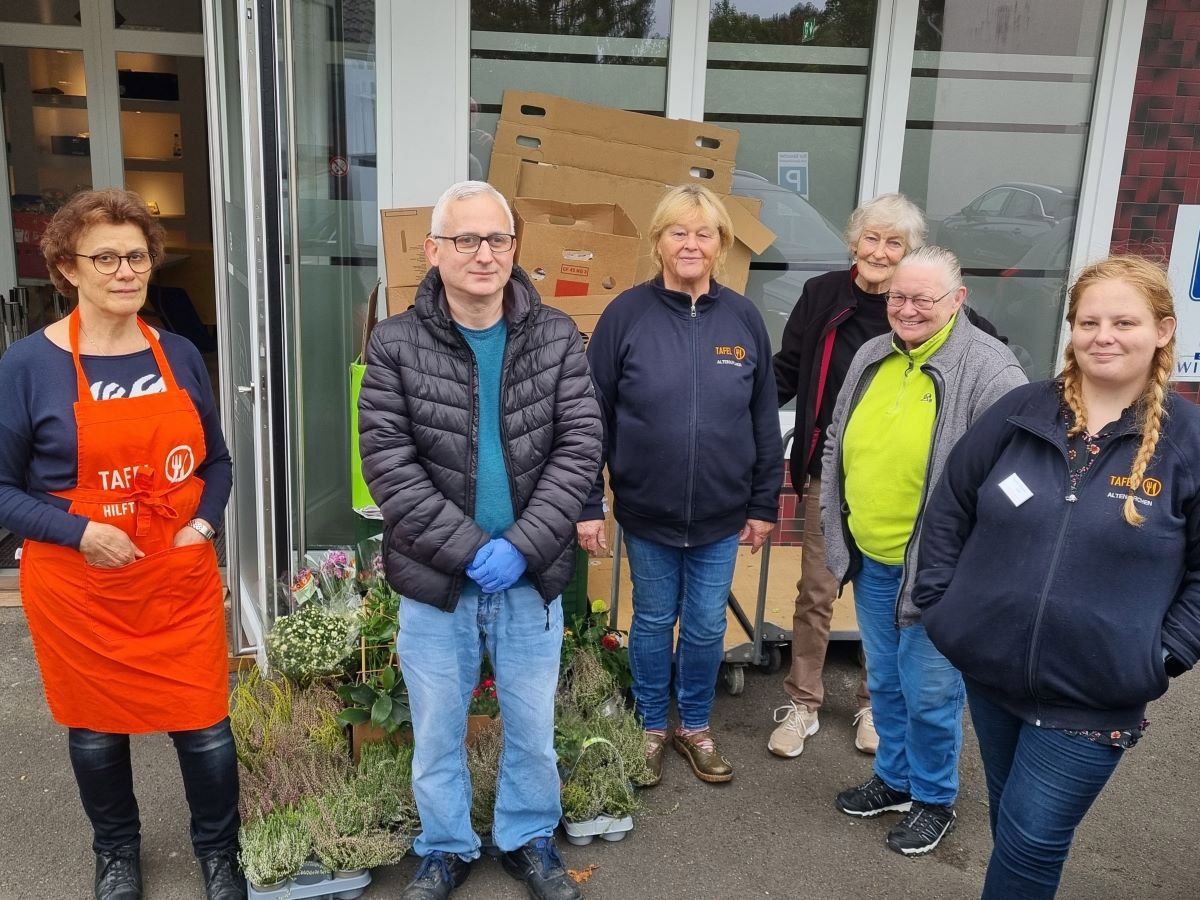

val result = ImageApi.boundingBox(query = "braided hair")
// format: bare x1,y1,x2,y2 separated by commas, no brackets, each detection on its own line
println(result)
1060,256,1176,526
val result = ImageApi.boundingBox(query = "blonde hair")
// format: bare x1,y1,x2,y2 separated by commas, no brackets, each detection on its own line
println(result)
844,192,927,254
647,184,735,275
1062,255,1176,526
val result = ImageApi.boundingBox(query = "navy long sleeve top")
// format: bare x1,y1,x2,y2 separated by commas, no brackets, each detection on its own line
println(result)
0,329,233,549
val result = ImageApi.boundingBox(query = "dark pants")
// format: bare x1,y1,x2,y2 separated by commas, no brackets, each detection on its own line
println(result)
68,718,240,859
968,685,1124,899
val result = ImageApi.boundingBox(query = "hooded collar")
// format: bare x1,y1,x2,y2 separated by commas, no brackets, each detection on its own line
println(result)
414,264,540,346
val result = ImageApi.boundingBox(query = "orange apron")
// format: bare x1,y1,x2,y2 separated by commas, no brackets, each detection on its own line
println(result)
20,310,228,733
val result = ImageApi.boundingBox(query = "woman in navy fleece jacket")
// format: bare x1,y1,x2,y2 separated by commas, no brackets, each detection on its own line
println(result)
576,184,783,786
914,256,1200,899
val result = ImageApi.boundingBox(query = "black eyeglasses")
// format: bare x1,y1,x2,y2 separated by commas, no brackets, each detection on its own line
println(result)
432,233,515,254
885,288,954,311
75,251,155,275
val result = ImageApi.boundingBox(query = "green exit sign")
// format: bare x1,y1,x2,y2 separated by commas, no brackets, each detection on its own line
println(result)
802,18,817,42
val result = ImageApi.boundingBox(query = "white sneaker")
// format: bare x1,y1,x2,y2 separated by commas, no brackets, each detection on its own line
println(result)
768,701,820,758
853,706,878,754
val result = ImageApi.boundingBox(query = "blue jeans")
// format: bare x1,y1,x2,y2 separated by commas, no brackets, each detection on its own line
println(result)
968,684,1124,899
853,556,965,806
397,583,563,857
623,531,740,731
68,718,239,857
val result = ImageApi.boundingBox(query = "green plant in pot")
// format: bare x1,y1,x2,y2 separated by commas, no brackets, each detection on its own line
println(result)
337,664,411,734
266,603,354,684
239,805,312,889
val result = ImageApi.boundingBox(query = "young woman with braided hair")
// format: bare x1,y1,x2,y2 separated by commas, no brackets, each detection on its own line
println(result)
913,255,1200,899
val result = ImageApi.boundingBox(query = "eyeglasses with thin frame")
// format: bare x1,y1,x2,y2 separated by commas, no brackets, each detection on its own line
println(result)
74,251,156,275
431,233,516,254
885,288,954,311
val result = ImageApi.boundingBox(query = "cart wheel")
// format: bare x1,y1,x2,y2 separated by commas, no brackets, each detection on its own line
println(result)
724,664,745,695
759,645,783,674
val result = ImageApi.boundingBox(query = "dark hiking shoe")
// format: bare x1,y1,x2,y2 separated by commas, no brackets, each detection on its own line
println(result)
886,802,957,856
835,774,913,818
200,849,247,899
400,851,472,899
500,837,581,900
94,847,142,900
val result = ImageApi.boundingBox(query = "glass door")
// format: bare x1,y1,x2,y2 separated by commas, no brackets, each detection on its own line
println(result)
205,0,282,656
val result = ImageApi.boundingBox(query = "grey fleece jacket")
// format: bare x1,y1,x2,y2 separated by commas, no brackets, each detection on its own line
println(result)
820,312,1027,626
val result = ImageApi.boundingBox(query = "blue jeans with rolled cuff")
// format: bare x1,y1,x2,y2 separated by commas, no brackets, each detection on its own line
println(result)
68,717,240,858
397,583,563,858
853,556,965,806
623,531,740,731
968,683,1124,900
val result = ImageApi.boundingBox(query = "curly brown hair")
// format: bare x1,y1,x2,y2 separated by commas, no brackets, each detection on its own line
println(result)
40,189,165,298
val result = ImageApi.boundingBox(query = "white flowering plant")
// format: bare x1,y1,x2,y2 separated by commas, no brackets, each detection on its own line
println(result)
266,603,355,683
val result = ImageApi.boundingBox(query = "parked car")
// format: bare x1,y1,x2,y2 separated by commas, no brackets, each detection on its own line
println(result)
731,171,849,352
936,183,1077,270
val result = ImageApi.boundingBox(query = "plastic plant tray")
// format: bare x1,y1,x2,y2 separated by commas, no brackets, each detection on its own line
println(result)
247,865,371,900
561,814,634,845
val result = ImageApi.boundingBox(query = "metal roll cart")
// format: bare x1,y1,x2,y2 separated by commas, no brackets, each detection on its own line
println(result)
606,522,791,697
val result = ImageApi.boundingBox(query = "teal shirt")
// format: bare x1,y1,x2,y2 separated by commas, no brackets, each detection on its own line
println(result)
456,318,516,538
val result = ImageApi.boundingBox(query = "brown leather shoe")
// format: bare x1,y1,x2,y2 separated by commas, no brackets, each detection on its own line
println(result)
672,728,733,783
644,731,667,787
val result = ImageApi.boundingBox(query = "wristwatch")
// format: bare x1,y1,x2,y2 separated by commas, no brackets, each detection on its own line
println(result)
186,518,216,541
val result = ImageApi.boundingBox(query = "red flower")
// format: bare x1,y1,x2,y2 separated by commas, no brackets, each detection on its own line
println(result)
472,688,482,698
488,687,498,697
481,678,495,688
601,633,621,651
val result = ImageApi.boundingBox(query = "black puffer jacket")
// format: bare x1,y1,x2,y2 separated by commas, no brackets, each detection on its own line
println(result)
358,266,603,611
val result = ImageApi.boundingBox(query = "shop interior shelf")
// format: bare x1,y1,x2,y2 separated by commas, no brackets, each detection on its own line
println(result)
124,157,185,170
31,94,87,109
120,98,182,113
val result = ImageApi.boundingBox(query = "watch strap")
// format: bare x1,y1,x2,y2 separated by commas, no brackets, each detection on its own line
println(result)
186,518,216,540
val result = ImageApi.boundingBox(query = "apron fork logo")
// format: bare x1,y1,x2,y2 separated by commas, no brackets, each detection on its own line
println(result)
165,445,196,483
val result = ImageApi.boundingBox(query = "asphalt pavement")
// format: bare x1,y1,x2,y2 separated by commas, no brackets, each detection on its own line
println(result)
2,608,1197,899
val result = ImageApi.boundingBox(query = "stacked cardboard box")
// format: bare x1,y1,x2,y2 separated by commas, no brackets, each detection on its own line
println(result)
379,206,432,316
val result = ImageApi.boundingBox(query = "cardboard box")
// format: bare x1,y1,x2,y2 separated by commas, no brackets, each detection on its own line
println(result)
546,294,616,349
499,160,775,294
499,91,739,162
491,122,734,195
513,199,640,298
385,284,419,317
380,206,432,290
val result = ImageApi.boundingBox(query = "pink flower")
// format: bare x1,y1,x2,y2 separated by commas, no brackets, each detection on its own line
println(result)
481,678,494,689
472,688,482,698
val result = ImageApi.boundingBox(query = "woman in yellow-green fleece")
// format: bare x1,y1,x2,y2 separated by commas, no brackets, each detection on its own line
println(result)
819,245,1026,857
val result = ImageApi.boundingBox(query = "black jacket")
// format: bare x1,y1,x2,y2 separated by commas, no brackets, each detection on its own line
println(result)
358,266,603,611
914,381,1200,731
581,278,783,547
774,267,1005,493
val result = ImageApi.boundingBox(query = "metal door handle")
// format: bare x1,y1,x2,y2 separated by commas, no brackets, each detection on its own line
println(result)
236,384,254,394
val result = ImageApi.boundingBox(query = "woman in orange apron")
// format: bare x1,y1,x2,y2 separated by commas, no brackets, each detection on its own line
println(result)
0,190,241,900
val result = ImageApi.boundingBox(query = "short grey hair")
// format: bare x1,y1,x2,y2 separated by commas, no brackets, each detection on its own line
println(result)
430,180,514,237
895,244,963,292
844,193,927,253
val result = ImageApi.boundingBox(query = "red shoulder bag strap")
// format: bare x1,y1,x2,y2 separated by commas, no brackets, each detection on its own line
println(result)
806,326,839,467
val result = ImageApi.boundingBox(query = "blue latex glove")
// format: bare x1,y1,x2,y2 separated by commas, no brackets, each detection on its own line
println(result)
466,538,527,593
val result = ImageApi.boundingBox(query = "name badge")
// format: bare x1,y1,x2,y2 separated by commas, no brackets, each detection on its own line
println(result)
998,473,1033,507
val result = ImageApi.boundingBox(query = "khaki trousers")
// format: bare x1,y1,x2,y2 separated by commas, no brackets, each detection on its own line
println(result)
783,475,870,711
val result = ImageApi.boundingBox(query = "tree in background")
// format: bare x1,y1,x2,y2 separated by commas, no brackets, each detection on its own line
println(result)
472,0,657,38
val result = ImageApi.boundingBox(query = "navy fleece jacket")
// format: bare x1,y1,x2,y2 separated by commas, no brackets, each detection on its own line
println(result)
914,380,1200,732
580,278,783,547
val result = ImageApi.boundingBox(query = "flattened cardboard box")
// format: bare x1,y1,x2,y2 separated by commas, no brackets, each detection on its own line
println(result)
499,160,775,293
513,199,640,298
499,91,740,162
492,121,734,195
380,206,432,289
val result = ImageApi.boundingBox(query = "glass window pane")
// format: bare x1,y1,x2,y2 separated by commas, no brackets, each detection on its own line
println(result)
290,0,378,547
469,0,672,179
900,0,1107,379
114,0,202,33
705,0,879,353
2,47,91,285
0,0,79,26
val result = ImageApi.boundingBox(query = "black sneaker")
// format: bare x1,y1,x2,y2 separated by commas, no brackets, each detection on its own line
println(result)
886,801,957,856
500,837,581,900
835,774,913,818
200,849,247,900
400,851,472,900
94,847,142,900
